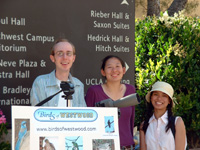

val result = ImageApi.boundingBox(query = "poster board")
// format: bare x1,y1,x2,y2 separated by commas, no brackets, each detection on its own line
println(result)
12,106,120,150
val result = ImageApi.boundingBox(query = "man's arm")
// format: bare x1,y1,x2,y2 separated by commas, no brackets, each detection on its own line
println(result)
79,83,87,107
30,78,43,106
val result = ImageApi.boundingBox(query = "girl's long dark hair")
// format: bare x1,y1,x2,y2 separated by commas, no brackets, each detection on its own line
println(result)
142,93,173,134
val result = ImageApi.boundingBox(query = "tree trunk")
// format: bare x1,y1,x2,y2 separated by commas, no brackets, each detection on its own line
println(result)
167,0,188,16
147,0,160,16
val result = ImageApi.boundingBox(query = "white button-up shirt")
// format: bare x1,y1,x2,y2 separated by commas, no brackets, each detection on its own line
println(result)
145,111,187,150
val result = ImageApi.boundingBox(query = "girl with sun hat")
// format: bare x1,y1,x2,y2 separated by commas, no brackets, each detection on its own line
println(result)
139,81,187,150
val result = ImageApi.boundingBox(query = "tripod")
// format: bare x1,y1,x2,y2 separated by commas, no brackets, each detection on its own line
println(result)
35,81,74,107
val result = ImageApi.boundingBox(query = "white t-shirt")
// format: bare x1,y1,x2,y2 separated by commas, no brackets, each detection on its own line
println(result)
145,111,187,150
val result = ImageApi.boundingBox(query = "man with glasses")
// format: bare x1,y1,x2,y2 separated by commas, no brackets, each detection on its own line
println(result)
30,39,86,107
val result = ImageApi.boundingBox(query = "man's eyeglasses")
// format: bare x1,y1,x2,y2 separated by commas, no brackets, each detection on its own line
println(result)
54,51,73,57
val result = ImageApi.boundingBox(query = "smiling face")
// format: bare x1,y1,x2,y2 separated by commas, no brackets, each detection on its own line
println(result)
150,91,171,111
101,57,126,82
50,41,76,74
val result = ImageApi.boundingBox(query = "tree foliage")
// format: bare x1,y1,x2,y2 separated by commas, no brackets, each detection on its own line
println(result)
135,11,200,148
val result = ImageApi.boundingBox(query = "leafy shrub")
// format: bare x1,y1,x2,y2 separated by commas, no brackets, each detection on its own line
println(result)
0,109,11,150
135,11,200,148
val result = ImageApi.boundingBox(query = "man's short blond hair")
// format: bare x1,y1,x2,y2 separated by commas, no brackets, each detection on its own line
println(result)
51,38,76,55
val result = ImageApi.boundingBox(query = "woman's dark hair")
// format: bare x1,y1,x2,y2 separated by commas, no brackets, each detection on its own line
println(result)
142,92,173,134
101,55,125,70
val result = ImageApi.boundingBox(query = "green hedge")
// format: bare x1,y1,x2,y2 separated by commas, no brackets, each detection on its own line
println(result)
135,11,200,148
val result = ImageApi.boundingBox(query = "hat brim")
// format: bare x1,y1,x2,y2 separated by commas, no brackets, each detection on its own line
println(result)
145,88,173,103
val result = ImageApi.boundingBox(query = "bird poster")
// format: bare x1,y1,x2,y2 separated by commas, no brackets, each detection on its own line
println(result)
12,106,120,150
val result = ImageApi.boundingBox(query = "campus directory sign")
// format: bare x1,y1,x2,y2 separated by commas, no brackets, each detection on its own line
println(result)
0,0,135,125
12,106,120,150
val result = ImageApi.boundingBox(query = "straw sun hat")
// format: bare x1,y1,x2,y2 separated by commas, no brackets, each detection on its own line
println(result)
146,81,174,102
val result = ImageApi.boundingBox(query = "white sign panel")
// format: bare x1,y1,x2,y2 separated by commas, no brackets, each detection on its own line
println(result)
12,106,120,150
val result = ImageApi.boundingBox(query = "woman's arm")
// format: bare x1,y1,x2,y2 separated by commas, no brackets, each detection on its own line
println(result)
85,86,96,107
175,117,186,150
139,122,147,150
